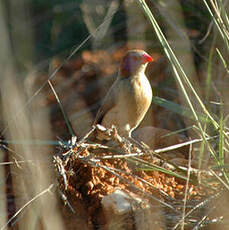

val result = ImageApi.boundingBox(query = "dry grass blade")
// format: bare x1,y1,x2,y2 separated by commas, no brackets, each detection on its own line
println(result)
48,80,76,136
172,191,222,230
0,184,54,230
181,143,192,230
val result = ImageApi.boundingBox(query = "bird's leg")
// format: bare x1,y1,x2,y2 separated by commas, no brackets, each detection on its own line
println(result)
127,136,149,152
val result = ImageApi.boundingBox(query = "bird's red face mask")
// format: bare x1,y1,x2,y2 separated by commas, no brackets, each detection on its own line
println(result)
120,52,153,77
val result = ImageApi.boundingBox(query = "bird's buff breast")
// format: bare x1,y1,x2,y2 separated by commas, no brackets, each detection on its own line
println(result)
102,75,152,136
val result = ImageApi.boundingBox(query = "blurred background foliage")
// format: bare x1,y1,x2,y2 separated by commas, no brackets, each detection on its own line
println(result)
3,0,211,64
1,0,223,139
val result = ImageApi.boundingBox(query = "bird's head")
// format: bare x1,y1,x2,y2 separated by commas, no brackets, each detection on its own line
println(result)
119,50,153,77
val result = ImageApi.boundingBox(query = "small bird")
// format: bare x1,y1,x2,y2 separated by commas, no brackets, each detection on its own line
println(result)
94,49,153,139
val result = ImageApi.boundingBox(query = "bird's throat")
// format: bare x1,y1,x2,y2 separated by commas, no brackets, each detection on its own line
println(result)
120,63,147,78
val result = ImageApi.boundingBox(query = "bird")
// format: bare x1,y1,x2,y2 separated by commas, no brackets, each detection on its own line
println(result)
94,49,153,139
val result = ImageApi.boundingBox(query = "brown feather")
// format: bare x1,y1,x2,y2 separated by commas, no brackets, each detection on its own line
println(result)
93,49,153,138
93,80,118,125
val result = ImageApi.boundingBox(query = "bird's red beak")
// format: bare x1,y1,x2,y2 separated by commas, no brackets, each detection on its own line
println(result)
142,53,153,63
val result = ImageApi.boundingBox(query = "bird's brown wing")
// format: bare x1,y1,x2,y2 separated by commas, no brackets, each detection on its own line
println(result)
93,80,118,125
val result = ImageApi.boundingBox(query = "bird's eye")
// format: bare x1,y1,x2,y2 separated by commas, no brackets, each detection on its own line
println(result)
133,56,138,61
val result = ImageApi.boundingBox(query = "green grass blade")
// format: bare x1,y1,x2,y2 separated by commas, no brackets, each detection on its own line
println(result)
138,0,219,131
153,96,210,123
